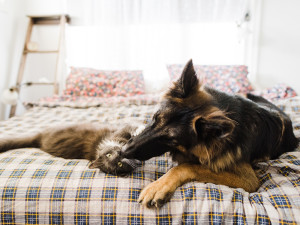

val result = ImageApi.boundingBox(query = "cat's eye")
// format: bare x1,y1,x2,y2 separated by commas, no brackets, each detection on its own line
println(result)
106,153,112,158
118,162,123,167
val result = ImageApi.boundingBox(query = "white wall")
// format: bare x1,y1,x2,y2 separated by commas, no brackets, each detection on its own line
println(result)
25,0,66,14
0,0,67,120
0,0,27,120
256,0,300,93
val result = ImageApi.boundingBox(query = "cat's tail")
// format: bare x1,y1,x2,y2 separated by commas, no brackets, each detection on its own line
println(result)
0,133,42,153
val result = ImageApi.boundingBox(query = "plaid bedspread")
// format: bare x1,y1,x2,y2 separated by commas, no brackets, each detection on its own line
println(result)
0,95,299,224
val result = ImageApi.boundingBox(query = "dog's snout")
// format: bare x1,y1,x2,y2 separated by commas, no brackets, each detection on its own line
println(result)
121,143,134,157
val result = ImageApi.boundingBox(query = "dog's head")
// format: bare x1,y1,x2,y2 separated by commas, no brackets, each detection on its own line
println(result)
122,60,235,161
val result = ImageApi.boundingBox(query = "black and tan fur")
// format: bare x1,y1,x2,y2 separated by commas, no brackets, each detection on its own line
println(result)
122,60,299,208
0,124,141,176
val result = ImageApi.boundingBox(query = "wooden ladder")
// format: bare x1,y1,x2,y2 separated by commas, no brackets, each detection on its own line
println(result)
9,14,70,118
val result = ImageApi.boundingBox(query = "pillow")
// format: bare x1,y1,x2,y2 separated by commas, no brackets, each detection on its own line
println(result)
64,67,145,97
114,71,145,96
167,64,254,94
250,83,297,101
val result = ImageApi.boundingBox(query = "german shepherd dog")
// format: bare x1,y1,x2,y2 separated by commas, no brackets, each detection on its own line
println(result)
122,60,299,208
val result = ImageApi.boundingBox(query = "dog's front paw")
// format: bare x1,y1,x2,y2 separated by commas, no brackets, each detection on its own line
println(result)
138,180,175,208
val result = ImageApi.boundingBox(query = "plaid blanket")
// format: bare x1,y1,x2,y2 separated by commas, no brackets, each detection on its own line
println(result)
0,96,299,224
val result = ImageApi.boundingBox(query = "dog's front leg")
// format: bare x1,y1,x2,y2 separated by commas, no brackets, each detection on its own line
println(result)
138,163,259,208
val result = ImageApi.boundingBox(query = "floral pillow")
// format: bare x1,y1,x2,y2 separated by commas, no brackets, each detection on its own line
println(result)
251,83,297,101
64,67,145,97
167,64,254,95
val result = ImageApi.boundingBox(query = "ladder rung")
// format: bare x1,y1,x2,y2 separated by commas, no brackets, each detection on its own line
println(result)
28,15,70,25
24,50,59,54
22,82,56,86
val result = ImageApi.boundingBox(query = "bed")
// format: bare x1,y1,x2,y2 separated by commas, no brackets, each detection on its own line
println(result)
0,65,299,224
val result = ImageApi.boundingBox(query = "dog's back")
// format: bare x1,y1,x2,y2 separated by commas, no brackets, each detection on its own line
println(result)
206,88,298,163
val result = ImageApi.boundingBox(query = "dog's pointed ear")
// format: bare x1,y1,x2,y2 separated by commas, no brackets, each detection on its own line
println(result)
194,116,235,140
170,59,200,98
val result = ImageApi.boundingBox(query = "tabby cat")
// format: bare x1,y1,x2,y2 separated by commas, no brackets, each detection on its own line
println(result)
0,123,141,175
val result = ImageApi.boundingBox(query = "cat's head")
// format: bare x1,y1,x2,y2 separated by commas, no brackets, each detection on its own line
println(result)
89,139,141,176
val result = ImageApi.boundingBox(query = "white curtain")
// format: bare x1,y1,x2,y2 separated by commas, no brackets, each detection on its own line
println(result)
65,0,250,92
68,0,248,25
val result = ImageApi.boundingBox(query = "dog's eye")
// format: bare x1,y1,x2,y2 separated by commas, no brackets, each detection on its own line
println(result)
106,153,112,158
118,162,123,167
